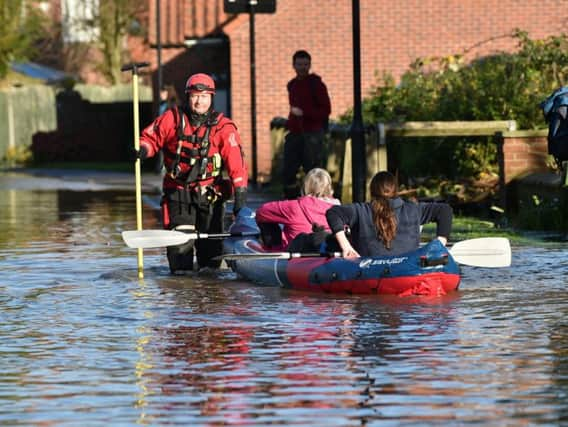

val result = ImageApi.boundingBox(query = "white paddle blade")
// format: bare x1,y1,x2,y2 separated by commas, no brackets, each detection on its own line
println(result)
121,230,194,249
449,237,511,268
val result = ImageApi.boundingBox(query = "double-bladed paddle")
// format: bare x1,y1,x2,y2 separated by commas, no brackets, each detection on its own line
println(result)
122,231,511,268
217,237,512,268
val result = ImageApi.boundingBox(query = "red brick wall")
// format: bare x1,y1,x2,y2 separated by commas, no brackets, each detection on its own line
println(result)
502,134,550,184
148,0,232,44
146,0,567,182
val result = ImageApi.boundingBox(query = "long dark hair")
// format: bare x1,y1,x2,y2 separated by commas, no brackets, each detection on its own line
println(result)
369,171,398,249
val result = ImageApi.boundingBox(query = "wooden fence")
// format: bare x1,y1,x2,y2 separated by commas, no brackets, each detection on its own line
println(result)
271,119,524,203
0,84,153,166
349,120,518,202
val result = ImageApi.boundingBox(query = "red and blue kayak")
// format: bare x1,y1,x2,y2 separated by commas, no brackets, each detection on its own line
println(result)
222,208,461,296
122,211,508,290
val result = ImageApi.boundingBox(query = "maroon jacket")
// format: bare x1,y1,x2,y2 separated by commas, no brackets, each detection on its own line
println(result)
286,74,331,134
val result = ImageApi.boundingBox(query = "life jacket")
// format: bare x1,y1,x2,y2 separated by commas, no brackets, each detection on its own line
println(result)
166,106,223,185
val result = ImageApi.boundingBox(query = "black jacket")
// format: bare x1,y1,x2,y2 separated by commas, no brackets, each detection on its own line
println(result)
326,198,452,256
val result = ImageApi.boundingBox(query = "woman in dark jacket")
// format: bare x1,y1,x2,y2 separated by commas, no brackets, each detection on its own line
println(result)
325,171,452,258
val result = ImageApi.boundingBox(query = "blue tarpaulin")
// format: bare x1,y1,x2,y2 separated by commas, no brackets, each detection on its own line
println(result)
10,62,71,84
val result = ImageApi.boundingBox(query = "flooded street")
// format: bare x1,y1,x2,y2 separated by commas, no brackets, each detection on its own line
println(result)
1,171,567,426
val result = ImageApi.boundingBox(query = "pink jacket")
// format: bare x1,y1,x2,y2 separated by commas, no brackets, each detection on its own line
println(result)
255,195,340,249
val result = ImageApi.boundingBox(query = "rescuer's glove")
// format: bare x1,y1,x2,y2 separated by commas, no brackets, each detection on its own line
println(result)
131,145,148,161
233,187,247,216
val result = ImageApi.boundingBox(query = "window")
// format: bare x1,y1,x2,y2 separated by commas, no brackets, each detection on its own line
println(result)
61,0,100,43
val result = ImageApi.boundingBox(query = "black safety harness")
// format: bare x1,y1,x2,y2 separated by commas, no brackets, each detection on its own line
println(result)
166,106,222,186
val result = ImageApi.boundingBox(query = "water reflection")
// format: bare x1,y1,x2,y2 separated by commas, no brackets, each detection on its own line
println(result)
0,177,567,426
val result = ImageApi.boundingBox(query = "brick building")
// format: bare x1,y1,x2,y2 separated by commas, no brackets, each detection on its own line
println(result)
62,0,568,182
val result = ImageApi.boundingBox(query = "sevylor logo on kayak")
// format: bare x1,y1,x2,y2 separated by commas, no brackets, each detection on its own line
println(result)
359,257,408,268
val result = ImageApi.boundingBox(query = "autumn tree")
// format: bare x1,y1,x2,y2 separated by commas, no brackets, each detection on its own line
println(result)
69,0,146,84
96,0,146,84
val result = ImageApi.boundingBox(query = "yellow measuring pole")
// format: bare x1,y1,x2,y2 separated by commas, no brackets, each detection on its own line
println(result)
133,72,144,278
122,62,150,279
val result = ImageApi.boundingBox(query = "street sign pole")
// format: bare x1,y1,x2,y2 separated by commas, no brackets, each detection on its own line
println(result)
224,0,276,186
351,0,366,202
249,2,258,185
156,0,162,97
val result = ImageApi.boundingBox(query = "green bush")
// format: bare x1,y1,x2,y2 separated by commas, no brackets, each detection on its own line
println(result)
515,193,568,231
341,30,568,183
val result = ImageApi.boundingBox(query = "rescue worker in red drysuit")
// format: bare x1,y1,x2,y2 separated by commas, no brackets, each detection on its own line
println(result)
136,73,248,273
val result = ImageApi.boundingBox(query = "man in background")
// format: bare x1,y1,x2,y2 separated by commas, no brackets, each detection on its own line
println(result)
283,50,331,199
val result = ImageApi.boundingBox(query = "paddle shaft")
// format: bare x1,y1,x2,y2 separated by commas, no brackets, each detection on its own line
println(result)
219,237,511,268
192,231,259,239
122,62,150,278
217,251,342,261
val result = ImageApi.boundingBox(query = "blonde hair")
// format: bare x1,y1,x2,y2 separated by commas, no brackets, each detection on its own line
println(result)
301,168,334,198
369,171,398,249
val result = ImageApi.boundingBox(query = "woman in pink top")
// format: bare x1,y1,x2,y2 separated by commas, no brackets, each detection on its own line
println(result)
256,168,340,250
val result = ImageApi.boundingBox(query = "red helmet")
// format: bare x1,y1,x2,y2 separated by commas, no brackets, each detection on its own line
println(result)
185,73,216,94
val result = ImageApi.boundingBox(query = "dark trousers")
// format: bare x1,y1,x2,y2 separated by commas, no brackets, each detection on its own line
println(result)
282,130,325,198
164,189,225,272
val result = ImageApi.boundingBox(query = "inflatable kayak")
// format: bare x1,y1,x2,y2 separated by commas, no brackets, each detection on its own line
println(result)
222,208,461,296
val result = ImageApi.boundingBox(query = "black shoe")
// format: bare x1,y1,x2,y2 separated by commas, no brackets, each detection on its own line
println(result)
197,257,222,270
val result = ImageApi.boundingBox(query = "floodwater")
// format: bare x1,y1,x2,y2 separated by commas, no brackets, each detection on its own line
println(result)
1,171,567,426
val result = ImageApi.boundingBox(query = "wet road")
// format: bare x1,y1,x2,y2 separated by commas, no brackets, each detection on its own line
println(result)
0,170,567,426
